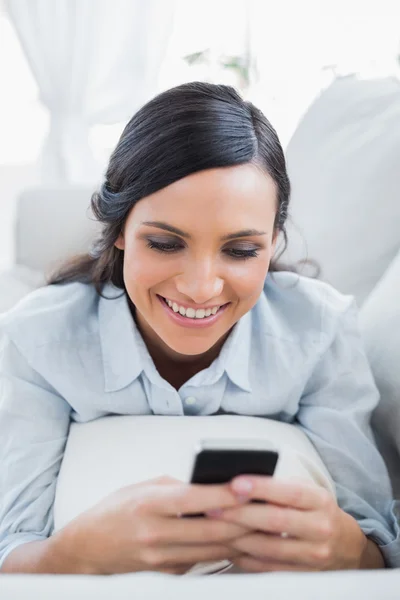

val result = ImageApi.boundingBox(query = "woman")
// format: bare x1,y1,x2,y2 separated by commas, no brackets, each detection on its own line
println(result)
0,82,399,575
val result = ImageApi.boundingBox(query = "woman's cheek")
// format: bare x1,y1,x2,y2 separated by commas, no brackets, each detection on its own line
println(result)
226,257,270,300
124,248,176,291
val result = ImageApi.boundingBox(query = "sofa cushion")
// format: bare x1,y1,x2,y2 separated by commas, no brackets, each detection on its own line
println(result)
1,569,400,600
0,266,43,313
360,250,400,497
2,569,400,599
285,75,400,305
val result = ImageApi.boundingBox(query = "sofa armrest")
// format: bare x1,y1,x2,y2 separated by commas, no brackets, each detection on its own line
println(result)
0,266,44,313
15,187,100,274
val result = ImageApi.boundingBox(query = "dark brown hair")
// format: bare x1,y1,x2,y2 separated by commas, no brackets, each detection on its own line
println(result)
49,82,291,294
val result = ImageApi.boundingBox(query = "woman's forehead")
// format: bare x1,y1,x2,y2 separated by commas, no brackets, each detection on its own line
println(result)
129,164,277,224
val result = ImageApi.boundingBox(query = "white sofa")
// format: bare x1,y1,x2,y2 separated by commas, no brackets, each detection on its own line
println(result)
1,75,400,597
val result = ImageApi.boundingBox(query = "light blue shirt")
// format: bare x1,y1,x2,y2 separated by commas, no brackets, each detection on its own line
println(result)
0,272,399,568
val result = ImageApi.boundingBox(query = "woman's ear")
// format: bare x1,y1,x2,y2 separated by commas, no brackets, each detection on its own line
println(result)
114,233,125,250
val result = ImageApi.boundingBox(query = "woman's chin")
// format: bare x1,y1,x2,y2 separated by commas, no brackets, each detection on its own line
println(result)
163,340,218,358
157,329,226,359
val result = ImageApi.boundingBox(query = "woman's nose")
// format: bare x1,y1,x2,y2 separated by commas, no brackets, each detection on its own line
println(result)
175,261,224,304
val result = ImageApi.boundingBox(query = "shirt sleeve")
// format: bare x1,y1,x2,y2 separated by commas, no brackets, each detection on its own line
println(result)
0,331,71,569
296,299,400,568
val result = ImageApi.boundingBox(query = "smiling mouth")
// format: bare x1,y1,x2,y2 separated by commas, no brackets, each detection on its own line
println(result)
159,296,226,320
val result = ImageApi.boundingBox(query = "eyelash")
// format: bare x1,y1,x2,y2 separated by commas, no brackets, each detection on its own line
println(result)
146,240,260,260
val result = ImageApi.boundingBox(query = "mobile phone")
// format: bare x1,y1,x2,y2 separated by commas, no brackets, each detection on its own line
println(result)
184,439,278,518
190,438,279,485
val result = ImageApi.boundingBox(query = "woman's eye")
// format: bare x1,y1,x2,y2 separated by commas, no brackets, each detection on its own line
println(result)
225,247,260,260
146,239,259,259
147,240,184,253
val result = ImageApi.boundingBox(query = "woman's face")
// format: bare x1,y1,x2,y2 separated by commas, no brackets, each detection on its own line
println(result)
115,164,278,358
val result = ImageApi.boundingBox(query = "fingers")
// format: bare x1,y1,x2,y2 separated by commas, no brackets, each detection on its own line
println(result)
233,555,318,573
230,532,322,567
152,516,250,545
230,477,333,511
150,483,240,516
141,544,240,568
160,565,190,575
152,476,182,486
214,503,331,542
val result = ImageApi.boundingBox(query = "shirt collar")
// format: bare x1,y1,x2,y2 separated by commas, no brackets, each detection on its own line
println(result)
98,283,252,394
98,284,144,392
216,310,253,393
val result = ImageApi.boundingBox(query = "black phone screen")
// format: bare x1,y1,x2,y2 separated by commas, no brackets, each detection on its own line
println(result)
190,448,279,485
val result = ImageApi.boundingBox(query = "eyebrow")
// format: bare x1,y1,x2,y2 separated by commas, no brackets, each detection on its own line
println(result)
141,221,267,241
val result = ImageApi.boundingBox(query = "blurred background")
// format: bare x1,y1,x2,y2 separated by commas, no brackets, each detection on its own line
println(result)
1,0,400,310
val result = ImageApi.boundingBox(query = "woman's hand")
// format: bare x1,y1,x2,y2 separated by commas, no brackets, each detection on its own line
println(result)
52,476,249,575
207,476,380,572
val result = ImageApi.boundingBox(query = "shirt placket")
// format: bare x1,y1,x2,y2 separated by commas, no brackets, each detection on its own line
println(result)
142,372,185,416
179,374,227,416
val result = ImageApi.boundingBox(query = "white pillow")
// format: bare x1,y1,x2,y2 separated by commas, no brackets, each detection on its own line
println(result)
54,415,335,531
360,251,400,498
285,76,400,305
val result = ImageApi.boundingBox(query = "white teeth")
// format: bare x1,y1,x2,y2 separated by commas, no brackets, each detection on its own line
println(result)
164,297,221,319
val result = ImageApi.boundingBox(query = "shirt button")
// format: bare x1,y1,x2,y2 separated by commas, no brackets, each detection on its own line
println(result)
185,396,197,406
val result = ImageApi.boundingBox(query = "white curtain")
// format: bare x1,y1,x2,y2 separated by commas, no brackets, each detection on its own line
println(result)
5,0,175,185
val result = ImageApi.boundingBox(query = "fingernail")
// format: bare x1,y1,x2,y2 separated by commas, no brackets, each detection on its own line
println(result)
232,477,253,495
206,509,223,518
